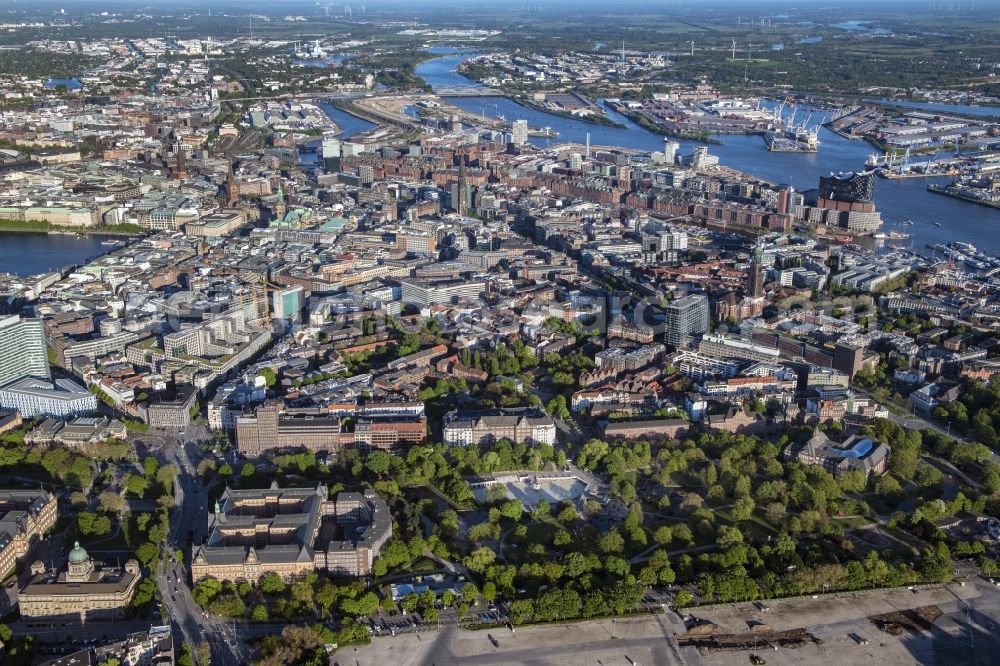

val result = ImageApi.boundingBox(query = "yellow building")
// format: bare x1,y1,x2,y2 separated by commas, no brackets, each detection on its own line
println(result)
192,484,391,582
0,489,57,578
18,543,141,622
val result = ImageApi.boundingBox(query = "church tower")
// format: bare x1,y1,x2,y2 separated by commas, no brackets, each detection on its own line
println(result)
225,160,239,208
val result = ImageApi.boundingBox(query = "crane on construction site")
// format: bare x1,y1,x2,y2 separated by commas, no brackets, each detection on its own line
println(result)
251,274,288,321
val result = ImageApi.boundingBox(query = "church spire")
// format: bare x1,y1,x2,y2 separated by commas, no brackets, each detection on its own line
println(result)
225,160,239,208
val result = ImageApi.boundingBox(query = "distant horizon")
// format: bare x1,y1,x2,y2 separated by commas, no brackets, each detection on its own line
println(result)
8,0,1000,9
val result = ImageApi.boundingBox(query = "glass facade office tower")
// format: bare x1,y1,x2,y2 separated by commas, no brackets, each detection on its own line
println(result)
0,316,50,387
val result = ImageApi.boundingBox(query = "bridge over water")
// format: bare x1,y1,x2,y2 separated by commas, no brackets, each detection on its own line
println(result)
434,84,500,97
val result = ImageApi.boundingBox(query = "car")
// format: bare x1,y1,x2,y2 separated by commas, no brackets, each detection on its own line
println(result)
749,656,766,665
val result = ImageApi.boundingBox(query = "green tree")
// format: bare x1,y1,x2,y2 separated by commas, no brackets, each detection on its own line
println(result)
464,547,497,573
259,368,277,386
499,499,523,521
260,572,286,594
597,528,625,554
98,491,124,514
135,542,159,565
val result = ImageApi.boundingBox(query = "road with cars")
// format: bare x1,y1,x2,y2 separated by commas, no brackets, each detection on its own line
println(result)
147,426,252,666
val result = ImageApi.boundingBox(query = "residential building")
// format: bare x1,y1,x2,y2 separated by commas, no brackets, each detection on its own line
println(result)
594,344,666,372
910,379,962,414
601,418,688,440
94,626,174,666
664,294,709,349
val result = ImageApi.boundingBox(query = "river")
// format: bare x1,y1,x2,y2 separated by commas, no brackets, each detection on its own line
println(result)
0,232,116,277
415,53,1000,256
318,101,377,139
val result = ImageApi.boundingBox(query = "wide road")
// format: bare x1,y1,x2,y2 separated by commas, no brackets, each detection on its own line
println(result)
151,427,253,666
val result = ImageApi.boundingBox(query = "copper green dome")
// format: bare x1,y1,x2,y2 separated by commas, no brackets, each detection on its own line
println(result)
68,541,89,565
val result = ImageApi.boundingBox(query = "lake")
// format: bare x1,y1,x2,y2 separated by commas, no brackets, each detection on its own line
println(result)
0,232,115,277
415,54,1000,256
44,78,83,90
833,21,890,35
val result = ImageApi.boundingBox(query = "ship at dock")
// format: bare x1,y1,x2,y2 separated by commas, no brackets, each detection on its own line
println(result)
763,104,820,152
866,147,964,179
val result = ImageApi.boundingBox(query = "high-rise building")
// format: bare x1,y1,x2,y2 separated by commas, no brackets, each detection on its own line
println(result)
321,138,342,159
776,185,794,215
663,138,679,165
664,294,710,350
819,171,874,204
272,286,304,320
833,342,863,379
511,119,528,146
0,316,50,387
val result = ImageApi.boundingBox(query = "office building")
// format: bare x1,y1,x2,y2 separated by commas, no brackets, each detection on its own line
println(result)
833,341,864,379
512,119,528,146
699,332,781,363
18,543,141,622
784,430,890,479
664,294,709,350
191,484,391,581
0,376,97,418
0,489,57,578
236,402,426,456
663,139,679,165
272,286,305,320
400,278,486,308
0,316,50,387
442,408,556,447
